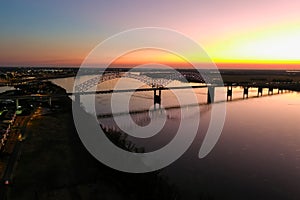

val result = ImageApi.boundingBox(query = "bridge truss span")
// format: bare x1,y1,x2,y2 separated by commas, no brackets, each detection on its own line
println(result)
74,71,207,93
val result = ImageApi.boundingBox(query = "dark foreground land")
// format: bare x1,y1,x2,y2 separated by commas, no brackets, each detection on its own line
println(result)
2,83,177,200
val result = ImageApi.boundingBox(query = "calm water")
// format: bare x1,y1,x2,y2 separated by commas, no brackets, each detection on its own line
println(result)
53,76,300,200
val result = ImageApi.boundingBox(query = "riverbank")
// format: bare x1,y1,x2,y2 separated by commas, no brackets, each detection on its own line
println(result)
5,83,178,200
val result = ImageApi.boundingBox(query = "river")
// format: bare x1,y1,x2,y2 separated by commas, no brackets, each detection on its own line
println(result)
52,76,300,200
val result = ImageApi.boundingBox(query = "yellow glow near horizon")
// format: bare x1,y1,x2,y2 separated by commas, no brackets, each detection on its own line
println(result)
113,23,300,67
206,22,300,64
67,23,300,68
113,49,189,65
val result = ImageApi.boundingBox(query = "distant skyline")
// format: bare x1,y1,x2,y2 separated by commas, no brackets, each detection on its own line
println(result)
1,0,300,69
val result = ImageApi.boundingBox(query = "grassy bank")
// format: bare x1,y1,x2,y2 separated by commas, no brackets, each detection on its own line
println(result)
7,96,178,200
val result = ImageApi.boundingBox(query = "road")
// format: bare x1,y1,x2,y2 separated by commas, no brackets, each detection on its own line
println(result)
0,108,38,200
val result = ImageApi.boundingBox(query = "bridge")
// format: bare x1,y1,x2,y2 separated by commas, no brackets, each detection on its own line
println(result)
71,71,292,109
0,72,294,110
0,94,67,109
74,71,206,92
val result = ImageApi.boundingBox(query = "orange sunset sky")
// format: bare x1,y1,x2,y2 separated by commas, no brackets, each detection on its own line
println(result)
0,1,300,69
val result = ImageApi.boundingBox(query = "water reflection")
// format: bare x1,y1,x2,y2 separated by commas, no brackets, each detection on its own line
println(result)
53,76,300,199
162,92,300,200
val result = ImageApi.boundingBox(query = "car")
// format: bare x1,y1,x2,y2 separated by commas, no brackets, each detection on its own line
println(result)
3,179,12,186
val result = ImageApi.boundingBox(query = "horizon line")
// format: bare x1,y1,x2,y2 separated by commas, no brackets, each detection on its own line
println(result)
1,61,300,70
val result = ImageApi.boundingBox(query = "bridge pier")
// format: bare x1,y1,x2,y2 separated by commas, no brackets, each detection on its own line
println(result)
207,86,215,104
268,87,273,95
74,94,80,108
48,97,52,107
257,87,263,97
227,85,232,101
154,88,161,109
243,87,249,99
16,98,19,109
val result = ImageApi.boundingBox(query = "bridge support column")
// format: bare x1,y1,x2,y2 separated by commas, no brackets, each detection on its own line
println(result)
75,94,80,108
154,89,161,109
243,87,249,99
207,86,215,104
16,98,19,109
268,87,273,95
48,97,52,107
257,87,263,97
227,85,232,101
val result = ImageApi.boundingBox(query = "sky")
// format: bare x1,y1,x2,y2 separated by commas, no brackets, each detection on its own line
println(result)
0,0,300,69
